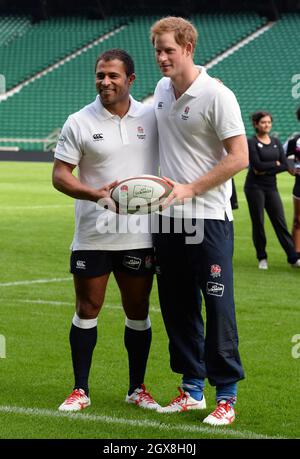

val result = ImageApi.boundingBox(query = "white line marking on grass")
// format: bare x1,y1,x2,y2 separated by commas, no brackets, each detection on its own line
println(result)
18,299,74,306
0,405,278,439
0,277,72,287
12,299,162,313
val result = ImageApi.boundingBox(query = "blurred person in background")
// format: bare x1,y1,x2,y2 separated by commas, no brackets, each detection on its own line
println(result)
284,107,300,255
244,111,300,269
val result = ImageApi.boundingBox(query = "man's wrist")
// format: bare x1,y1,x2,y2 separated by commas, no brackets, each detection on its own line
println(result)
190,181,202,197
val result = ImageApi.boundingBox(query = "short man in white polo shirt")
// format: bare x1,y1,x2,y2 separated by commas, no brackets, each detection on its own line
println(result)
150,17,248,425
53,49,160,412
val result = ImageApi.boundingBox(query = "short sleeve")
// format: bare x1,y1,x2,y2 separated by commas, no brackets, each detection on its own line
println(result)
210,88,246,141
54,116,82,165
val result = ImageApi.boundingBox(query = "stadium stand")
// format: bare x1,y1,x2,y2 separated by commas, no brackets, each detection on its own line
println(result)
208,13,300,140
192,13,266,63
0,15,31,48
5,12,299,153
0,15,129,89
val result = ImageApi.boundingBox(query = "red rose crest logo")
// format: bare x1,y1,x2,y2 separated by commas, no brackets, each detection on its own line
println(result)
210,264,221,278
181,106,190,120
137,126,146,139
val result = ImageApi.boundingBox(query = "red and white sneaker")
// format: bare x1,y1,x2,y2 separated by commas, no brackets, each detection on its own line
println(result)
203,400,235,426
58,388,91,412
125,384,160,410
157,387,206,413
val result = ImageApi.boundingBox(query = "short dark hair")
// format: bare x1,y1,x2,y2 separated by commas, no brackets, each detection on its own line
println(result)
95,49,135,76
251,111,273,131
296,106,300,121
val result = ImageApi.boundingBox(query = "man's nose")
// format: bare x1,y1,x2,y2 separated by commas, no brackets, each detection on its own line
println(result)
101,75,111,86
158,52,167,63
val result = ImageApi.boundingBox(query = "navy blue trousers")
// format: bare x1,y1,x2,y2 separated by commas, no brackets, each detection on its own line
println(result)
153,216,245,387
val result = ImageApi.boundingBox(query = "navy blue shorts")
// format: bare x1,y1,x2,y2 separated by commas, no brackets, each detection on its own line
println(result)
70,248,154,277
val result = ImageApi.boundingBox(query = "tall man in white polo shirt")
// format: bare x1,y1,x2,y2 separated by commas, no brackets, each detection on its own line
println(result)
150,17,248,425
52,49,160,412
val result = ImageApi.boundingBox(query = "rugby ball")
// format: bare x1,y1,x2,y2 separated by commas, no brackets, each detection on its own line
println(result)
111,175,173,214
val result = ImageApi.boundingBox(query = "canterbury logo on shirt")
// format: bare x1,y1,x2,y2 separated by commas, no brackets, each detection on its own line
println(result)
93,133,104,140
58,135,66,146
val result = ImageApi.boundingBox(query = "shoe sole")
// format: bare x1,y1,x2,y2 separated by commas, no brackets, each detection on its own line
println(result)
125,398,160,410
58,401,91,412
158,394,206,413
158,403,206,413
203,413,235,425
158,407,206,413
203,418,235,426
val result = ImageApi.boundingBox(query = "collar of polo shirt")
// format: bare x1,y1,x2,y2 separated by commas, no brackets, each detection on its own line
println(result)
166,66,207,98
95,94,143,120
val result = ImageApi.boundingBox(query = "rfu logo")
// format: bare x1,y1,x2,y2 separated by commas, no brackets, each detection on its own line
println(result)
137,126,146,140
181,106,190,120
120,184,129,197
210,264,221,278
93,133,104,141
145,255,153,269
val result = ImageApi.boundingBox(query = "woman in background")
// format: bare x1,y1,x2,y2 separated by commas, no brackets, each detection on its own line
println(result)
244,111,300,269
284,107,300,255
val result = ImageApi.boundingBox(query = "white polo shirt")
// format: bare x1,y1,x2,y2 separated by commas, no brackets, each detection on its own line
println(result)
154,66,245,220
55,95,159,250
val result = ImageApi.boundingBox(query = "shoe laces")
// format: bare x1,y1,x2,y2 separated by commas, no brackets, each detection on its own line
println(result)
65,389,85,404
137,384,155,403
168,387,188,406
210,401,232,419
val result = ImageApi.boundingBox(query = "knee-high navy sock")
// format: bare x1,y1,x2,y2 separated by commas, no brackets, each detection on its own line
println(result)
69,313,98,397
124,317,152,395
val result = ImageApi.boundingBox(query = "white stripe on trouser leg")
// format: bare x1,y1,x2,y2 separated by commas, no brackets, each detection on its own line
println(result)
125,316,151,331
72,313,98,329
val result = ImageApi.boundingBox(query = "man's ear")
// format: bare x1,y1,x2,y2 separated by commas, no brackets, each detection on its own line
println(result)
185,42,193,57
128,73,136,85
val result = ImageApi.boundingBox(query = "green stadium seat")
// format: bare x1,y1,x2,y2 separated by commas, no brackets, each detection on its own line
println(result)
7,12,300,152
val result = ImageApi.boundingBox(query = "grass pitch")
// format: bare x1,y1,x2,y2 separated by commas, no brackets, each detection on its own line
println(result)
0,162,299,439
